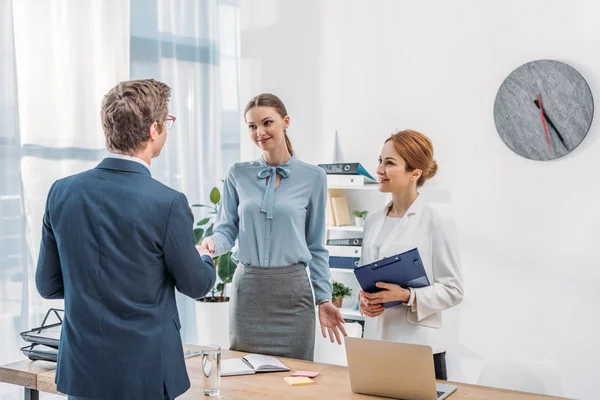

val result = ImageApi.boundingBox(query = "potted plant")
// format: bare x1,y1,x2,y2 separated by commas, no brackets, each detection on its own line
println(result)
192,187,238,301
191,186,237,348
352,210,369,227
331,281,353,308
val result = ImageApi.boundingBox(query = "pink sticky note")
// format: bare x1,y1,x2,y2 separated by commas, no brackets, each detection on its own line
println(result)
291,371,320,378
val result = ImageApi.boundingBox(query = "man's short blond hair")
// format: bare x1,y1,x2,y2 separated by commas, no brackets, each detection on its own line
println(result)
101,79,171,153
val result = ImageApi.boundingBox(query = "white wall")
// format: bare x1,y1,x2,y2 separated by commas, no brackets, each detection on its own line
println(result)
240,1,600,398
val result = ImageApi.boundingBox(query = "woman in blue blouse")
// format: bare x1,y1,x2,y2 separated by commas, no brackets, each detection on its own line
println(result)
200,93,346,360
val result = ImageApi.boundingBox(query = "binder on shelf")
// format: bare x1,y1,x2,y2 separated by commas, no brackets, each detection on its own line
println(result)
353,248,430,308
327,238,363,246
329,256,360,269
327,245,361,257
326,174,376,187
318,162,376,179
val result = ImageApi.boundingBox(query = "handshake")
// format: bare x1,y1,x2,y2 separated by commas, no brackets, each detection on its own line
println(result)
195,237,216,259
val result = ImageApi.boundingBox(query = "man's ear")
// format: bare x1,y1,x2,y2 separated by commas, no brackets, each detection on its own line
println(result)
148,121,160,142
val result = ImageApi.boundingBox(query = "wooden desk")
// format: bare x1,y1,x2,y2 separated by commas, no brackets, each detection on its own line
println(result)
0,345,569,400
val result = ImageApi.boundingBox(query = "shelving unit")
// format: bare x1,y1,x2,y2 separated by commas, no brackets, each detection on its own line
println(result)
339,308,364,321
326,179,388,331
327,184,380,191
326,225,363,232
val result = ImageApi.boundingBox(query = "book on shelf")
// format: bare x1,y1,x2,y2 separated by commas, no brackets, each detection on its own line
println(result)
326,189,343,226
330,196,351,226
221,353,289,377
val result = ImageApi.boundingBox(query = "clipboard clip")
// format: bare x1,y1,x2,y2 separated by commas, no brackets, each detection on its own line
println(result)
372,256,401,270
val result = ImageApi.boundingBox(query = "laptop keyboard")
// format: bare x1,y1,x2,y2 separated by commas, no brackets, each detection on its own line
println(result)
437,391,445,398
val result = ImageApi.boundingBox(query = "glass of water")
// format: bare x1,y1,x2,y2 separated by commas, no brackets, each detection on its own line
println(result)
201,344,221,396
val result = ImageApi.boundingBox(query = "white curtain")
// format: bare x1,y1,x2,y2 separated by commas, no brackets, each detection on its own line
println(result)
0,5,30,398
0,0,239,394
0,7,238,396
130,0,240,344
0,1,129,398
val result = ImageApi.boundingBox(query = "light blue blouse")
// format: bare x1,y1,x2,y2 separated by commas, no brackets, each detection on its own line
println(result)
211,154,332,303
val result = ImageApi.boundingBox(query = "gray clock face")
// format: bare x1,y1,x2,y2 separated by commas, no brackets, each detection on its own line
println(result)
493,60,594,161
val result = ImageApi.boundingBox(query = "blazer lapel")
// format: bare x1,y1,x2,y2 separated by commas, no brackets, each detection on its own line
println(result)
364,205,387,250
375,196,424,258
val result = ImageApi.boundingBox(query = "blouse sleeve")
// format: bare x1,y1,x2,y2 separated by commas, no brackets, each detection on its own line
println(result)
305,169,332,303
211,166,240,257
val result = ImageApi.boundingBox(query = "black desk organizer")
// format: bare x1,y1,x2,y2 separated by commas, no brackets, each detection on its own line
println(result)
20,308,63,362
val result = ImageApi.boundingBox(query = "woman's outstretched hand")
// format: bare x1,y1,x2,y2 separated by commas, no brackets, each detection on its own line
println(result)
318,301,348,345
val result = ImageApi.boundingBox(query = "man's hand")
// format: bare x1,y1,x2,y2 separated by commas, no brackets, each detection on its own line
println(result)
318,301,348,344
196,245,213,258
199,237,215,255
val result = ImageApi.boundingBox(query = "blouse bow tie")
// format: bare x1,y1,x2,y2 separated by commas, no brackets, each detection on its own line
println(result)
257,165,290,220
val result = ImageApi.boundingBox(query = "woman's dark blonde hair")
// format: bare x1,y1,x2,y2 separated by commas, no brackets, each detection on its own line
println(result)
385,129,438,187
244,93,293,154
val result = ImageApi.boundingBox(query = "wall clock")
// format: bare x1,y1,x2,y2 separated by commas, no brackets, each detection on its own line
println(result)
493,59,594,161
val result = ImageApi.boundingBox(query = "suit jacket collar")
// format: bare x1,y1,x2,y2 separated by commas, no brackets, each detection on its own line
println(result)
96,157,152,177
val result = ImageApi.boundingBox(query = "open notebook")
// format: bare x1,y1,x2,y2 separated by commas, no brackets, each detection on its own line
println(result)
221,354,289,377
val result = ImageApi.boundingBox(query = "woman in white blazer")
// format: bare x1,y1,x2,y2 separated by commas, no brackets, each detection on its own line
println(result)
358,129,463,380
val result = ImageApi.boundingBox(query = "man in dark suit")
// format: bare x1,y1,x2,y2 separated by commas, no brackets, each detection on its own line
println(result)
36,79,216,400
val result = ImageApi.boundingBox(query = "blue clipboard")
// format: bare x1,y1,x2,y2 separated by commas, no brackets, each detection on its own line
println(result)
353,248,430,308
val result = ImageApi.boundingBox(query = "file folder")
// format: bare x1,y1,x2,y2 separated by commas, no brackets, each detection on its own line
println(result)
353,248,430,308
318,162,376,180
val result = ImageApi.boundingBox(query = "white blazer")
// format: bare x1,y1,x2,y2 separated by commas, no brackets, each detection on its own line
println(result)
360,195,463,354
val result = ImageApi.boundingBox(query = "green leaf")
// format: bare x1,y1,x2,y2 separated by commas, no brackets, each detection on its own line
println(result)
209,187,221,205
332,280,353,298
216,282,225,293
217,252,237,283
204,225,214,238
193,228,204,244
196,218,210,226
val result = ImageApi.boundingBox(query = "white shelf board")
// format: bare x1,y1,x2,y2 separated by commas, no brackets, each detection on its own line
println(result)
328,184,381,191
340,308,364,321
330,268,356,274
327,225,363,232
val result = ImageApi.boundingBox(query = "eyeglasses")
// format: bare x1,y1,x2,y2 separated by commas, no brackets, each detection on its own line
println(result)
166,115,176,130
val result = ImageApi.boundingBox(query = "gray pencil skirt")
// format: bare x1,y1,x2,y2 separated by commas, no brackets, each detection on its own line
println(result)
229,263,316,361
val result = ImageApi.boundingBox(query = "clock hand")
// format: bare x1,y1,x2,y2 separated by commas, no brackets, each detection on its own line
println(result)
533,99,569,150
536,94,552,153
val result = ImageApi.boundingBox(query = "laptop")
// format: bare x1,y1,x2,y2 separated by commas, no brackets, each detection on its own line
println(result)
345,337,457,400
